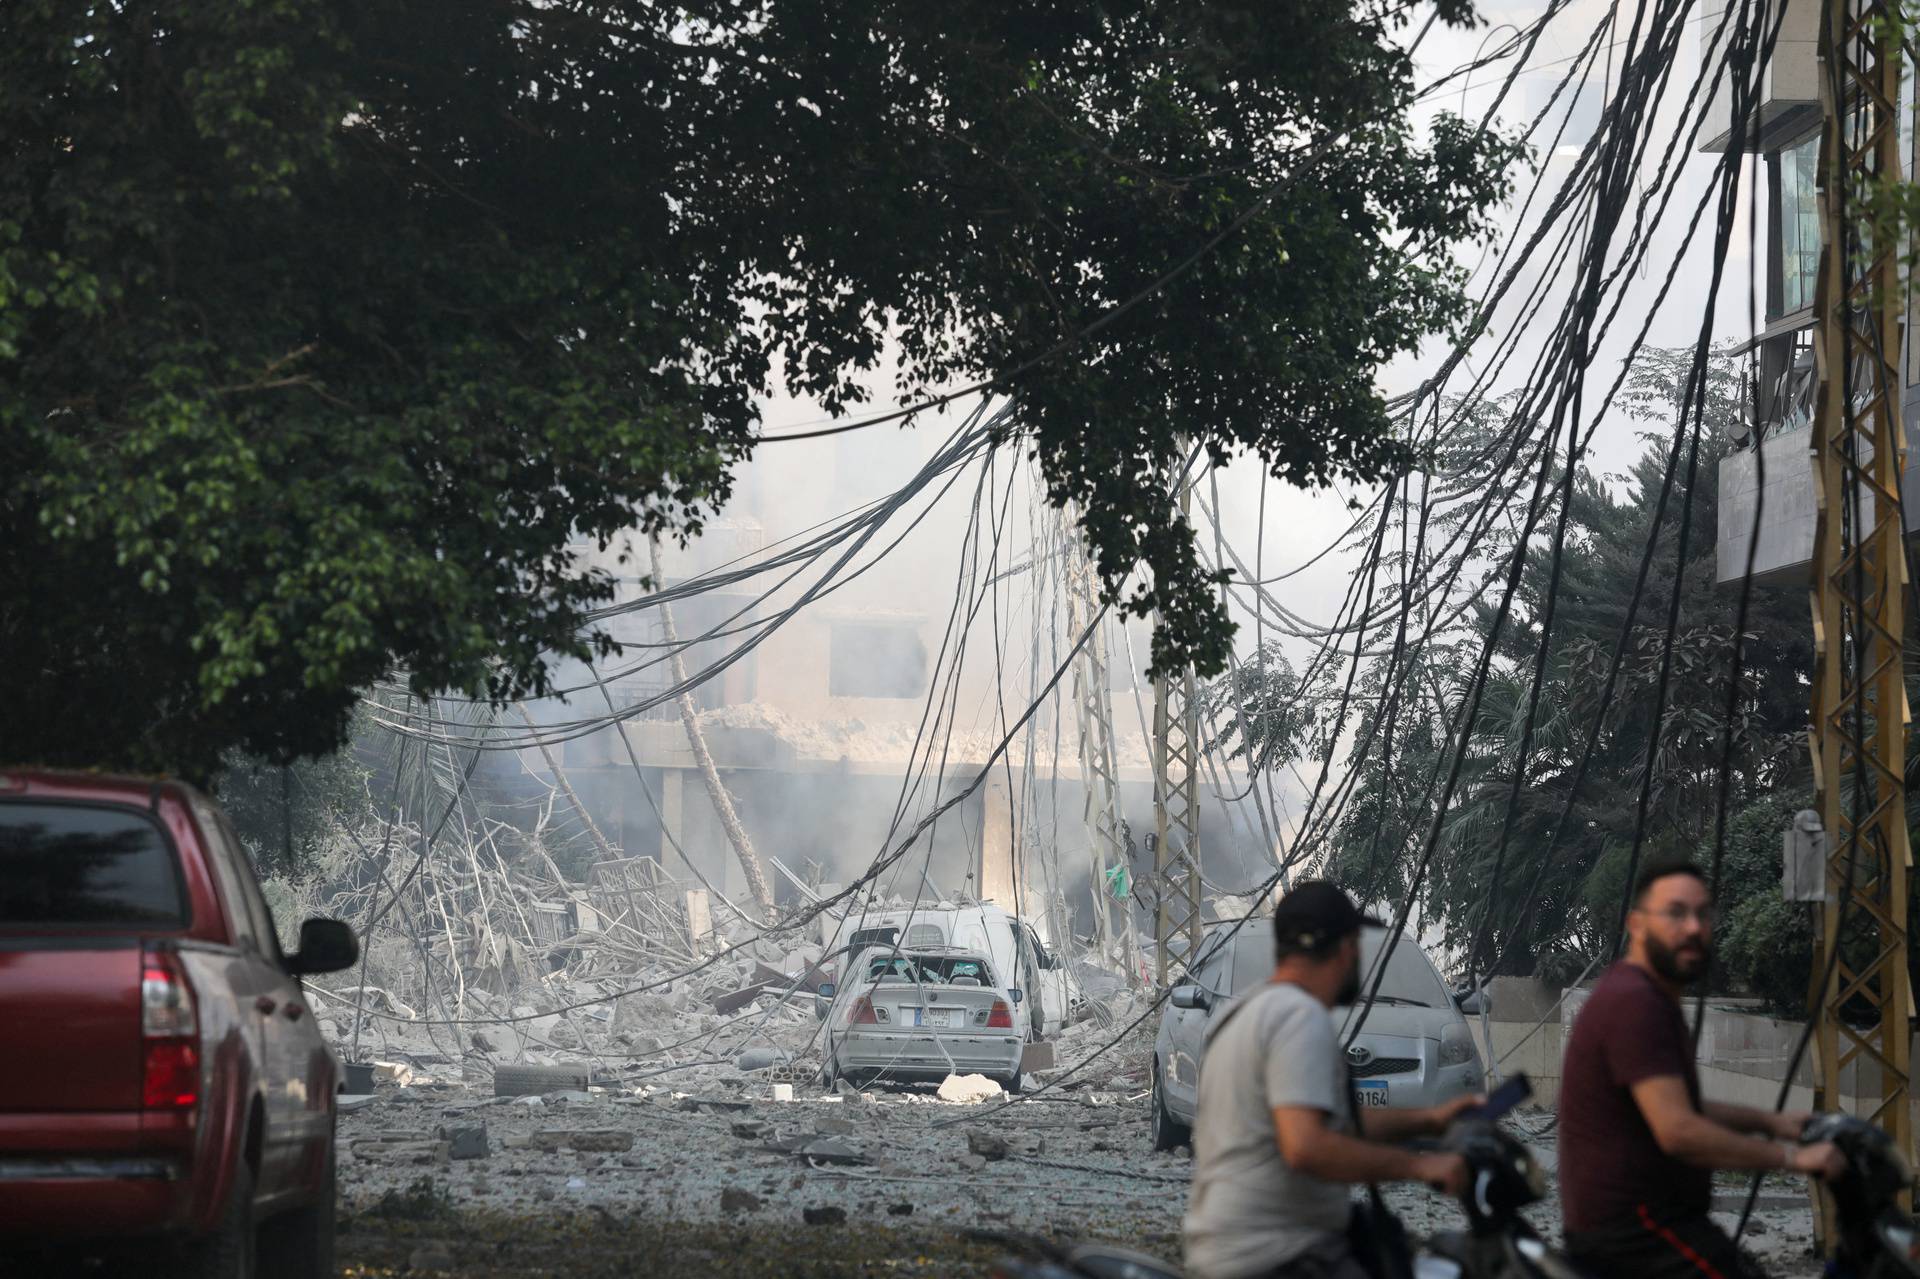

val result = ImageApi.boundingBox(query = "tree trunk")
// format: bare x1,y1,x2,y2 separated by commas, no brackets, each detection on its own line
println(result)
649,539,777,915
513,702,619,869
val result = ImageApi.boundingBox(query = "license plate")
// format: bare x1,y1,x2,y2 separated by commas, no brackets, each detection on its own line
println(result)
1353,1080,1388,1108
907,1007,959,1028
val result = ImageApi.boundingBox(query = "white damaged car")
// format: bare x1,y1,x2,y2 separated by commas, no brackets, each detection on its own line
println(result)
818,947,1026,1092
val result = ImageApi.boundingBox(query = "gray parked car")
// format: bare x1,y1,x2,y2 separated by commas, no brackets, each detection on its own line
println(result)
1150,921,1486,1151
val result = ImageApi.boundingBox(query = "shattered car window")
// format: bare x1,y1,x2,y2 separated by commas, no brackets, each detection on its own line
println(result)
863,954,997,986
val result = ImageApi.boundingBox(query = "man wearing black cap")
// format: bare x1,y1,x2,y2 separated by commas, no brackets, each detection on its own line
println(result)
1184,881,1474,1279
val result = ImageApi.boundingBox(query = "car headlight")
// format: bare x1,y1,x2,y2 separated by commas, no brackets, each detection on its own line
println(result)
1440,1021,1478,1068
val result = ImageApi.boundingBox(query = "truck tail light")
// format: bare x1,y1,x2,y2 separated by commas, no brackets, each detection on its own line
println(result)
846,995,883,1025
142,948,200,1112
986,1000,1014,1029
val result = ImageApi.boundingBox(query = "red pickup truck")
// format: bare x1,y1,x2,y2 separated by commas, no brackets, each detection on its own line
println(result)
0,769,359,1276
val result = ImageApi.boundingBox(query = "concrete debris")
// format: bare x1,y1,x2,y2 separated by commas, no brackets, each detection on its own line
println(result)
936,1073,1004,1104
795,1137,865,1164
409,1244,456,1272
337,1094,378,1114
966,1130,1010,1161
492,1064,592,1098
803,1206,847,1226
734,1047,794,1072
711,982,773,1015
532,1129,634,1153
730,1120,770,1140
721,1187,762,1215
888,1203,914,1216
350,1136,451,1166
443,1125,490,1160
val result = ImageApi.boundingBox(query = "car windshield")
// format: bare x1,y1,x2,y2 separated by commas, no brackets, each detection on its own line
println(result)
863,954,995,986
0,802,186,927
1346,929,1448,1007
1227,924,1448,1007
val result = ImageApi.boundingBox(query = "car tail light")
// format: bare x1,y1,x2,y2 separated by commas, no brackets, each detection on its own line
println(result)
846,995,881,1025
142,948,200,1112
986,1000,1014,1029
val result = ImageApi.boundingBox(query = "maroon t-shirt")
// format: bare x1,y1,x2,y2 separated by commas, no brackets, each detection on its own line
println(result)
1557,962,1712,1232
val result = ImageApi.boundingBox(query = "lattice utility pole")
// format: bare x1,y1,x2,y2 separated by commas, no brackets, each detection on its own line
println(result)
1151,474,1204,986
1061,510,1129,974
1807,0,1910,1190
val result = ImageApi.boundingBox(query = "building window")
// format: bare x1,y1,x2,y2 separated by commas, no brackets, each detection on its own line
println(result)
1776,132,1819,318
829,622,927,699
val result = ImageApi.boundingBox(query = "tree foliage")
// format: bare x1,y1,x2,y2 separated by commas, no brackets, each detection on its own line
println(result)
2,0,1513,778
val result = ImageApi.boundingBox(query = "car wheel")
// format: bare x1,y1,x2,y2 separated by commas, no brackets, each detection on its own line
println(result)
257,1129,335,1279
1150,1061,1191,1153
999,1072,1023,1096
171,1153,256,1278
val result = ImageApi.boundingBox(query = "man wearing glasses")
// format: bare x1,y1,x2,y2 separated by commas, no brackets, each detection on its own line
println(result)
1559,860,1844,1279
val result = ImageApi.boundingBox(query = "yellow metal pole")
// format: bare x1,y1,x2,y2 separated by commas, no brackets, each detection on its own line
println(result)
1808,0,1910,1235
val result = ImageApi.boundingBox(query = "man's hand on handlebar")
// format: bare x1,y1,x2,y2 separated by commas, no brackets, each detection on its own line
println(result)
1789,1141,1846,1181
1425,1094,1484,1134
1413,1152,1471,1198
1767,1110,1815,1142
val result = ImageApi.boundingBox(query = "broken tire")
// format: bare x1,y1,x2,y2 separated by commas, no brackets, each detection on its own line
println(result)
1150,1061,1190,1153
171,1155,256,1279
257,1129,334,1279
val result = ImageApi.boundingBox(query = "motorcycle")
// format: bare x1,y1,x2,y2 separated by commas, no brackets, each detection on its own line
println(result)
1415,1107,1579,1279
1801,1112,1920,1279
987,1074,1577,1279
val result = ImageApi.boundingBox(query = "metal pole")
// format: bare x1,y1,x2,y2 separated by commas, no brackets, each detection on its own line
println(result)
1808,0,1910,1234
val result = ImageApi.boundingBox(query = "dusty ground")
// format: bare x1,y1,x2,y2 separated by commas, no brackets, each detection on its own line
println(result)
332,1082,1824,1278
311,981,1824,1278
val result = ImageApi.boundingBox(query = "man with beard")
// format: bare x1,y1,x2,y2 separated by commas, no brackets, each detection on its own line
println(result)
1559,860,1844,1279
1185,882,1476,1279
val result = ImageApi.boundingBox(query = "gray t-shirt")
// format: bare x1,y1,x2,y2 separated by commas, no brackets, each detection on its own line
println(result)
1183,981,1352,1279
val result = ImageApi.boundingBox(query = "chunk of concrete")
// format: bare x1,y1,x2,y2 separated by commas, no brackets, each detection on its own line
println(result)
533,1129,634,1153
721,1187,762,1215
1020,1041,1057,1073
711,982,772,1015
936,1073,1004,1104
966,1130,1009,1161
795,1136,865,1165
349,1137,450,1166
443,1125,489,1161
734,1047,794,1072
336,1094,377,1114
492,1063,591,1098
409,1244,455,1271
803,1206,847,1226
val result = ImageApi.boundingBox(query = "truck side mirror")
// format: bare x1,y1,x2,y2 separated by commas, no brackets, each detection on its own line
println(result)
287,918,358,976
